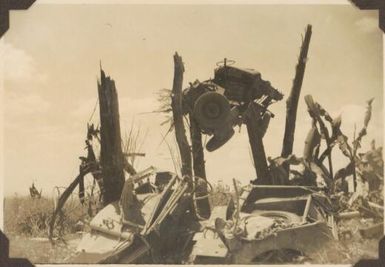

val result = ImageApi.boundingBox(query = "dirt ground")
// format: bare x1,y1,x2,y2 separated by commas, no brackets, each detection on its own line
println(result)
7,233,81,264
5,223,381,264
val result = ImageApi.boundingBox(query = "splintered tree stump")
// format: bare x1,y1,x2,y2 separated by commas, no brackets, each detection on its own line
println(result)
171,53,193,181
98,69,125,206
281,24,312,159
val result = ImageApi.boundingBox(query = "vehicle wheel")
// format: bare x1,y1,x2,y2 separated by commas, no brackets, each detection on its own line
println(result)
251,210,302,224
193,91,230,131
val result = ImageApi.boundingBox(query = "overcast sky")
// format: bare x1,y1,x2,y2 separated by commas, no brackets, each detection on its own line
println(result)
1,4,383,196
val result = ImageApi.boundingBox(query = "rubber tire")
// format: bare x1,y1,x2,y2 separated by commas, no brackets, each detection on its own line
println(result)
193,91,230,131
251,210,302,224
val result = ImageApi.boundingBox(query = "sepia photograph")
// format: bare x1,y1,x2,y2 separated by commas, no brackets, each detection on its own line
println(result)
1,0,383,265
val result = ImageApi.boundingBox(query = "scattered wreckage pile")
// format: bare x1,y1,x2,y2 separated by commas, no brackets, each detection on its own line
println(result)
333,141,384,241
48,24,383,264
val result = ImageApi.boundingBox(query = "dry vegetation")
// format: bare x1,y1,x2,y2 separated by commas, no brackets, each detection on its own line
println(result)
4,196,78,237
4,196,84,263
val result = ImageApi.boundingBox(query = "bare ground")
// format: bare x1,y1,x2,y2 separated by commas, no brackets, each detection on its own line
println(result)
7,233,81,264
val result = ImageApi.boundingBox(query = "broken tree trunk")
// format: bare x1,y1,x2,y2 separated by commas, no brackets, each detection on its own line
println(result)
281,24,312,158
98,69,125,206
246,102,271,184
171,53,193,181
189,115,206,181
189,113,211,219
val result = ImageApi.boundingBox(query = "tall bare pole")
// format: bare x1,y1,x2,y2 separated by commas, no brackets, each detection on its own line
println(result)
281,24,312,158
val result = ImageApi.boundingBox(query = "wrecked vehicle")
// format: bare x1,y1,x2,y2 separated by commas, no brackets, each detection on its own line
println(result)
72,169,197,264
72,176,338,264
189,185,338,264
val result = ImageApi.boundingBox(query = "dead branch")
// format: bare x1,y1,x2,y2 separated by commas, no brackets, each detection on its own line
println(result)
49,165,92,244
122,123,148,175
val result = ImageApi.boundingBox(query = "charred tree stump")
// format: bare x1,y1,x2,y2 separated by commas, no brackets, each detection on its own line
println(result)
281,24,312,159
98,69,125,206
171,53,193,182
189,114,211,219
246,102,271,184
